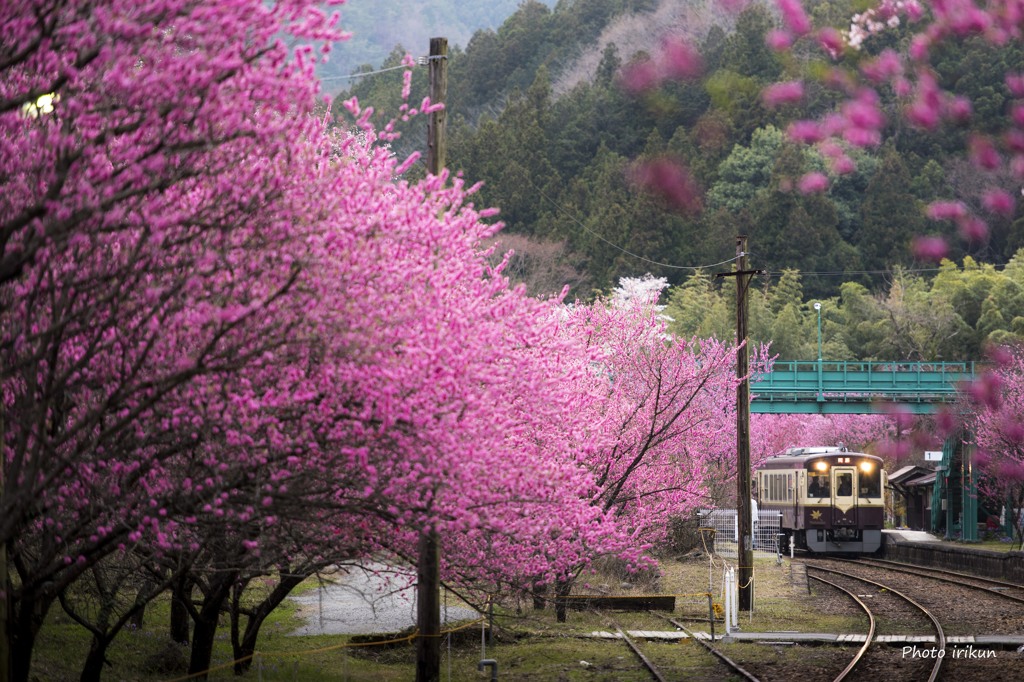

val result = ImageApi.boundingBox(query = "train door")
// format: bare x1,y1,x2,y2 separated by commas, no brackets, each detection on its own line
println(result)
832,467,856,515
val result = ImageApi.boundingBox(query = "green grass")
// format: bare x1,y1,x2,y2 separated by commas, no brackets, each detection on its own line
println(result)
28,555,869,681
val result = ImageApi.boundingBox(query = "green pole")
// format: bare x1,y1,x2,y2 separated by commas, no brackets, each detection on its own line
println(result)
962,443,978,541
814,303,822,402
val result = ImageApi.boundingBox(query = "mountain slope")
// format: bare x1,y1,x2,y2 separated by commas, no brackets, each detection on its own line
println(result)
318,0,556,94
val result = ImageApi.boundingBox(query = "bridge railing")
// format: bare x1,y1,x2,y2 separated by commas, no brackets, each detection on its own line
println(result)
752,360,977,403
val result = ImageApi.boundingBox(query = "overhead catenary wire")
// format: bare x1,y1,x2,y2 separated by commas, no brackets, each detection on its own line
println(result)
531,166,1013,282
533,182,967,279
319,54,445,82
533,184,743,271
319,63,412,82
757,265,946,278
536,183,1001,283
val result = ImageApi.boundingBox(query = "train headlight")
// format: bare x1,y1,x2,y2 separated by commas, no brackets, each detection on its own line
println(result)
814,461,828,472
859,461,874,473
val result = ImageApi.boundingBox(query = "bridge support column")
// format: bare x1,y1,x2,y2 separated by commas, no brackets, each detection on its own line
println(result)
933,437,953,537
933,432,980,541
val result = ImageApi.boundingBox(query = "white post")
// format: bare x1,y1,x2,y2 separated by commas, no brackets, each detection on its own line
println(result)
730,567,739,631
723,567,732,633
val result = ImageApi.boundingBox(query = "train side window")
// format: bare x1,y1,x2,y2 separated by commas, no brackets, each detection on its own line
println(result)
807,474,829,497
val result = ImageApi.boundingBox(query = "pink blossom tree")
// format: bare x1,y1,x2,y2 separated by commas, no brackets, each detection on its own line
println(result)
507,292,747,619
1,0,350,678
963,345,1024,548
752,412,909,462
0,1,666,671
568,302,741,541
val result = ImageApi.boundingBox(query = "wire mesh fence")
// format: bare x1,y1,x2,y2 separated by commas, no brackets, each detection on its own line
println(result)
697,508,783,559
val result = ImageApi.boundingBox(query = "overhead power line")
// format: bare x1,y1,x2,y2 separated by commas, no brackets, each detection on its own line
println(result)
318,54,445,82
533,184,742,271
319,63,411,82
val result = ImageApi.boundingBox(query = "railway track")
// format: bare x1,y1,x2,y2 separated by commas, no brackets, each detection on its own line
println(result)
846,557,1024,605
653,612,761,682
805,573,875,682
806,562,946,682
601,611,761,681
614,625,669,682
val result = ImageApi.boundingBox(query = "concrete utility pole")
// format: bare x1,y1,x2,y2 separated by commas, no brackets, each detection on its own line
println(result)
716,236,763,611
416,36,446,682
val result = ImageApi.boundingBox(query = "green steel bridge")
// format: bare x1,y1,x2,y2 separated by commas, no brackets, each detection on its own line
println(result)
751,360,979,414
752,360,986,541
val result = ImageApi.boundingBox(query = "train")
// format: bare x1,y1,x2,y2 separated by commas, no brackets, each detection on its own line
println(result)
755,446,886,553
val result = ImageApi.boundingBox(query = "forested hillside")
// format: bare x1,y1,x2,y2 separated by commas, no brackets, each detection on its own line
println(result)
335,0,1024,358
316,0,556,93
664,257,1024,361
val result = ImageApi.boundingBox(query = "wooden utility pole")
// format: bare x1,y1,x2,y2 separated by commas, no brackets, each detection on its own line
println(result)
416,36,446,682
426,37,447,177
0,395,8,682
716,236,763,611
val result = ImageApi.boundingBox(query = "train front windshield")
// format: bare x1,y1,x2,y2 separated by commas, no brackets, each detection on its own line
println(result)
805,458,882,498
859,461,881,497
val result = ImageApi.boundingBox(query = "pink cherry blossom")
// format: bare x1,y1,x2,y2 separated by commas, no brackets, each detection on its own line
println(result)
982,189,1015,217
763,81,805,108
630,156,703,214
797,172,829,194
776,0,812,36
926,200,968,221
911,235,950,262
660,36,704,81
766,29,794,51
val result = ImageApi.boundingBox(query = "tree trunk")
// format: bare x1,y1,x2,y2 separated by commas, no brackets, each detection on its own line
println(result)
79,637,110,682
128,606,145,631
415,530,440,682
531,577,546,610
186,571,236,680
128,580,153,631
555,577,572,624
9,627,34,682
170,576,191,644
231,573,307,674
188,615,218,682
9,591,50,682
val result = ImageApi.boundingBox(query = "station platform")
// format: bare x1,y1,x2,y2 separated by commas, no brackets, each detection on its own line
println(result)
882,529,1024,582
883,529,944,543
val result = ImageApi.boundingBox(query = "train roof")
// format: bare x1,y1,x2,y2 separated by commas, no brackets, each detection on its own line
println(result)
756,446,881,469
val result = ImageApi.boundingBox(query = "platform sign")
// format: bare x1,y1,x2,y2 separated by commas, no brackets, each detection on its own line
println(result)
924,450,943,461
